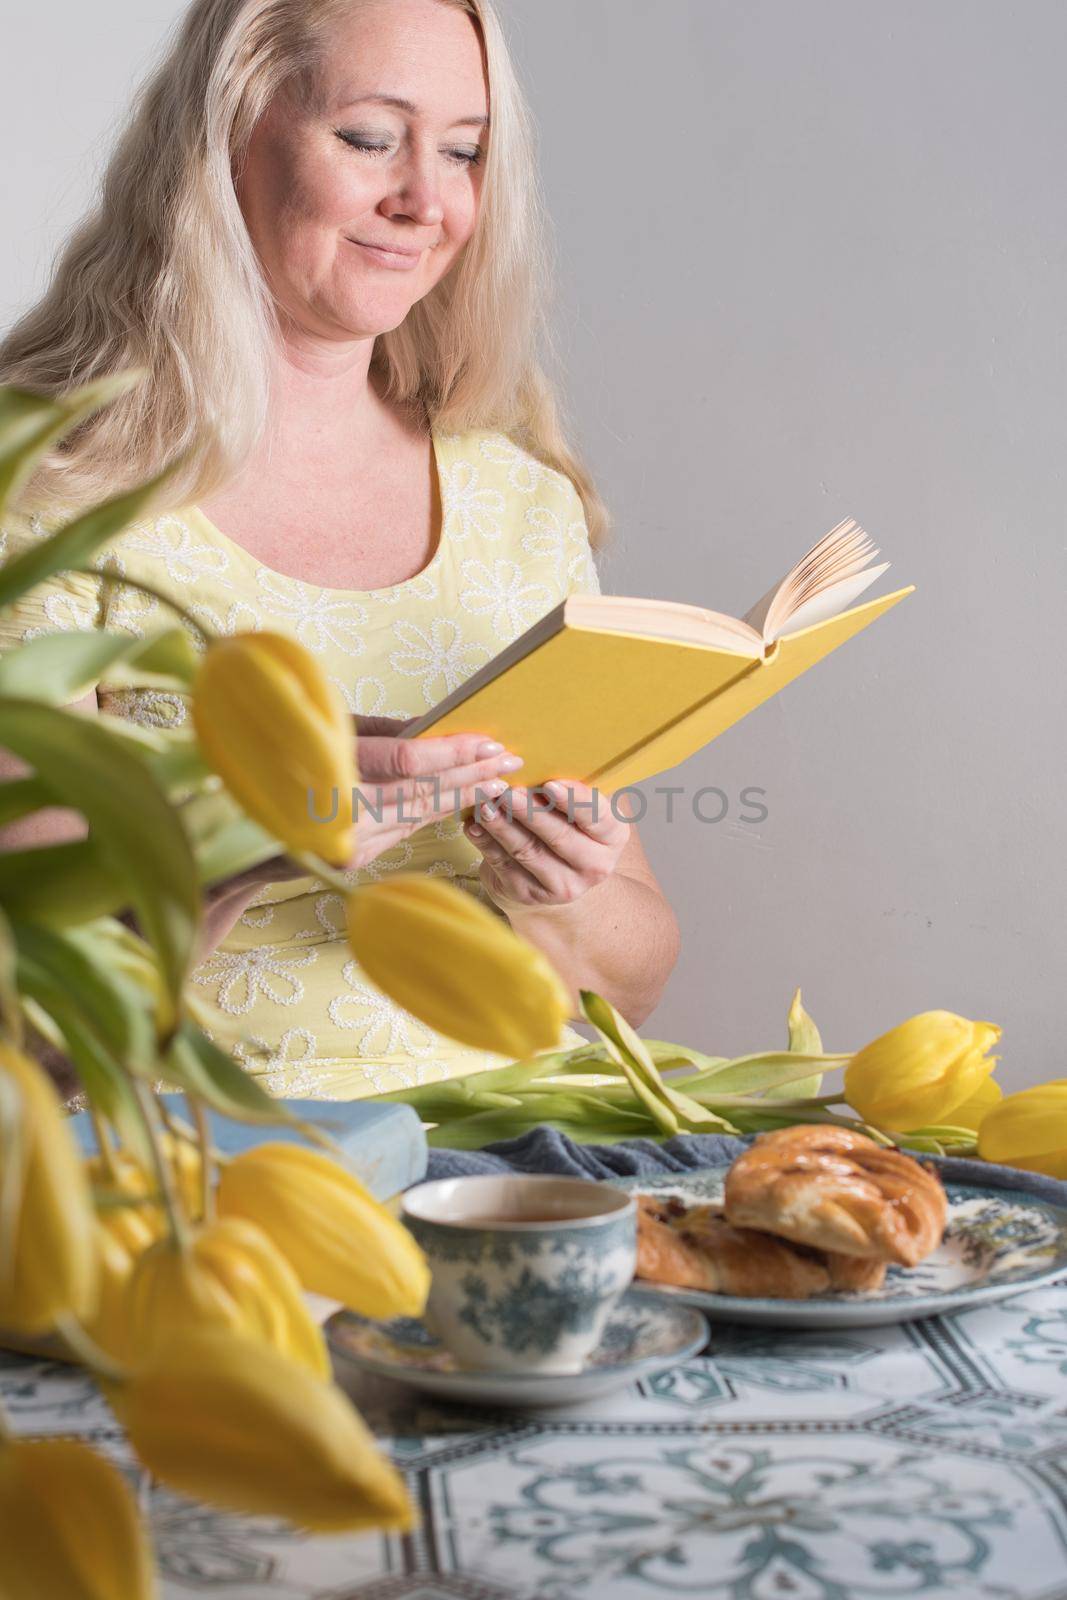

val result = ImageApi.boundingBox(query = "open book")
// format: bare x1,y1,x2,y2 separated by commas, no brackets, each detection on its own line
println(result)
399,519,914,792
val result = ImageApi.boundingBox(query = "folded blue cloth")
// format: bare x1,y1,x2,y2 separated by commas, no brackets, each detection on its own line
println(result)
424,1126,1067,1207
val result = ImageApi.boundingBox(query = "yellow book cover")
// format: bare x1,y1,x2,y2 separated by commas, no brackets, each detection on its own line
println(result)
401,519,913,793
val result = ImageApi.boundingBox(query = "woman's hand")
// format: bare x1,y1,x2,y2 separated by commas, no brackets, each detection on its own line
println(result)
342,716,522,869
221,716,522,885
463,779,629,912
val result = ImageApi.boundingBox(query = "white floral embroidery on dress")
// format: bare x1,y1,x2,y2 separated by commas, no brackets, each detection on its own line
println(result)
191,943,319,1016
122,515,234,588
186,597,262,642
98,686,187,731
254,569,369,656
478,433,556,495
96,554,160,637
327,959,440,1055
387,616,491,706
329,674,409,721
521,505,572,592
440,460,506,543
231,1028,319,1097
361,569,440,607
458,556,554,641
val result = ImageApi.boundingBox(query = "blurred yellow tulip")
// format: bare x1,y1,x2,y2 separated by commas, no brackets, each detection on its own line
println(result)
116,1330,413,1532
0,1436,156,1599
192,631,356,866
83,1223,140,1364
942,1075,1003,1134
844,1011,1001,1132
347,874,571,1057
0,1045,98,1335
217,1142,429,1318
128,1217,329,1378
978,1079,1067,1178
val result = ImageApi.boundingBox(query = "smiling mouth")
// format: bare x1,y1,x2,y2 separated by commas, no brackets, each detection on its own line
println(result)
347,239,427,269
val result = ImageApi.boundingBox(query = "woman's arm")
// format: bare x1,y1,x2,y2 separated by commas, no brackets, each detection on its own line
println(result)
466,788,681,1028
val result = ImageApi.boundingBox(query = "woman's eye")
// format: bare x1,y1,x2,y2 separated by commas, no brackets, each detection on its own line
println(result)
335,130,393,156
446,146,483,168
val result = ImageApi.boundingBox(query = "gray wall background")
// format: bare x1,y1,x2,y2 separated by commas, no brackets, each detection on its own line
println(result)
3,2,1064,1089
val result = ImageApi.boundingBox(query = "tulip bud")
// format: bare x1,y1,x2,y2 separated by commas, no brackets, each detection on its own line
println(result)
844,1011,1001,1132
347,874,571,1057
942,1074,1003,1134
192,631,357,866
115,1330,414,1532
0,1436,156,1599
84,1224,139,1365
0,1045,98,1334
128,1217,329,1378
86,1153,164,1255
217,1142,429,1318
978,1079,1067,1178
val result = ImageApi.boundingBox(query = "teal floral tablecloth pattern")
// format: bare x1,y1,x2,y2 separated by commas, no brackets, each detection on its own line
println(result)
3,1278,1066,1600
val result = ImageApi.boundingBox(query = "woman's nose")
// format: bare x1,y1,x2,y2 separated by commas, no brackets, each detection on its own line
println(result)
379,151,445,228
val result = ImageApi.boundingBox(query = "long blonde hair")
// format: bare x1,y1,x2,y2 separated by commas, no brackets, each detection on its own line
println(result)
0,0,608,545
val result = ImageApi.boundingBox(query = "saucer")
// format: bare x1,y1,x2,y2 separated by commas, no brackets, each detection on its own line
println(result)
326,1291,709,1407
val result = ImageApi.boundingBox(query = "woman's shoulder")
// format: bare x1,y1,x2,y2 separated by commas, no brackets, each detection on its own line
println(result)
437,427,583,510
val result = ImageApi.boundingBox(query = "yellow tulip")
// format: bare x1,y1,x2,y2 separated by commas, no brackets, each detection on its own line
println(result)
942,1075,1003,1134
115,1330,414,1532
0,1436,156,1599
0,1045,98,1334
347,874,571,1057
86,1153,164,1254
217,1142,429,1318
128,1217,329,1378
844,1010,1001,1132
82,1223,140,1365
192,631,357,866
978,1079,1067,1178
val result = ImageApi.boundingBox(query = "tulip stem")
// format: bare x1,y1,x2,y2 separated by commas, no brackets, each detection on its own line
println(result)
128,1078,188,1248
89,1105,119,1183
64,567,216,646
188,1093,215,1223
292,851,351,895
54,1314,128,1385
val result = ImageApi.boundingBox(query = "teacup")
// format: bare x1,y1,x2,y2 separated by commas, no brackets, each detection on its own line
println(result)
400,1175,637,1375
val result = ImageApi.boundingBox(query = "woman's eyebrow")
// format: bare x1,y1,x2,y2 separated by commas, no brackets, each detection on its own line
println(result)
336,92,488,129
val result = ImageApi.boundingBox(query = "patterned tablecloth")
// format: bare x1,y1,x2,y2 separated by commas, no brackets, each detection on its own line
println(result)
4,1276,1066,1600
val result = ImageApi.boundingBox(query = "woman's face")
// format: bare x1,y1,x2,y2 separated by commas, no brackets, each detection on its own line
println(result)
238,0,488,343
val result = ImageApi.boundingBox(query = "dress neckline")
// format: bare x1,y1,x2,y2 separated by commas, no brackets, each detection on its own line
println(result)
186,428,451,599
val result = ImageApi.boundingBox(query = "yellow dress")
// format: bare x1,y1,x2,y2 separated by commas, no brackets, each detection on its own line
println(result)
0,429,600,1098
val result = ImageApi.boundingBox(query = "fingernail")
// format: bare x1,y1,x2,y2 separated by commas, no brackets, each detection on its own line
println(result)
467,822,484,837
480,803,498,822
476,740,504,757
498,753,524,772
544,781,567,801
482,778,507,797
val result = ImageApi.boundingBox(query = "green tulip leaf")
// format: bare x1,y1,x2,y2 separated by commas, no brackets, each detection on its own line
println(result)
0,698,199,1010
0,458,176,611
162,1020,288,1123
0,627,196,704
769,987,825,1099
0,837,124,927
0,373,141,521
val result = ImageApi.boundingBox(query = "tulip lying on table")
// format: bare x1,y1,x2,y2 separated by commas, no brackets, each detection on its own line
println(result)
377,990,1059,1168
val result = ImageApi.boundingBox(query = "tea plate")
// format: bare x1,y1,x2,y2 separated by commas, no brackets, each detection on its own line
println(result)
327,1291,708,1407
619,1168,1067,1328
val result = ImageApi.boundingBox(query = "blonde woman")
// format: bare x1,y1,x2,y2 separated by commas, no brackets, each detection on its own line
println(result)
0,0,680,1099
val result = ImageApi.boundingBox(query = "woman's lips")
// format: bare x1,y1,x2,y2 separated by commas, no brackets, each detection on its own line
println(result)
348,239,425,271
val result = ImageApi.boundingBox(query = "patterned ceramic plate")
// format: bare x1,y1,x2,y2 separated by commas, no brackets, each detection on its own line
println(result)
327,1291,709,1407
620,1169,1067,1328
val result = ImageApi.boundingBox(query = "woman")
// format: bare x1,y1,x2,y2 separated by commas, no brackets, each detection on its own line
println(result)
0,0,680,1098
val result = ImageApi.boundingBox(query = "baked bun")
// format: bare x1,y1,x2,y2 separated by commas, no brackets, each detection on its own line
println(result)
636,1195,832,1299
723,1125,946,1267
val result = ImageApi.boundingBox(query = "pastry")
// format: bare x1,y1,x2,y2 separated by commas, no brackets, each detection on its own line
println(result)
636,1194,833,1299
723,1125,946,1267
